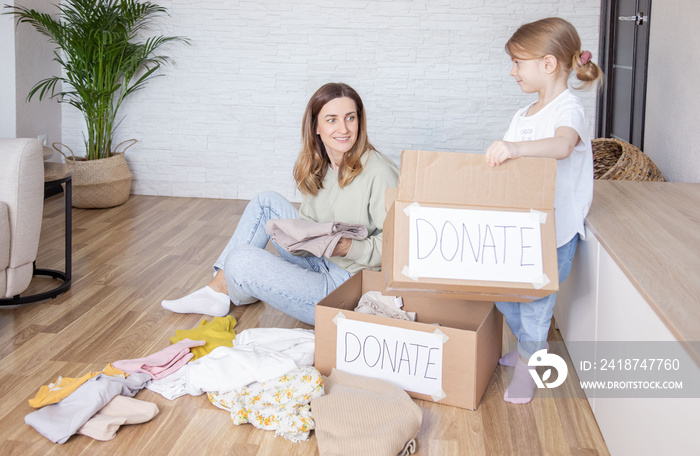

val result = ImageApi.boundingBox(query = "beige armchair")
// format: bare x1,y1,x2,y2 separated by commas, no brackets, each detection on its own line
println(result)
0,138,44,300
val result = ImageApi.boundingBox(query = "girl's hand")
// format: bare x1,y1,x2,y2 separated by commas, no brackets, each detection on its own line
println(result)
332,238,351,257
486,128,580,165
485,140,521,166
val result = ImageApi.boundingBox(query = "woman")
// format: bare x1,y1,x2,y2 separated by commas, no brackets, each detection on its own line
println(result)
162,83,399,325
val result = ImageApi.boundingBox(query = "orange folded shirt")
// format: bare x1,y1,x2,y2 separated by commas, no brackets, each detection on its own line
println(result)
28,364,127,408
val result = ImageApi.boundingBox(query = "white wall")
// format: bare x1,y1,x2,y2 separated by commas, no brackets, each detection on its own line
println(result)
14,0,62,154
1,0,62,153
59,0,602,201
644,0,700,183
0,1,17,138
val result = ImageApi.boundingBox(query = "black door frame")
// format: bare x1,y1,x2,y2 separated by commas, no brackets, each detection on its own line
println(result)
596,0,652,149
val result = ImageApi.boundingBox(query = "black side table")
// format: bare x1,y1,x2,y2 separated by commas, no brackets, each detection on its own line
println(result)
0,163,72,305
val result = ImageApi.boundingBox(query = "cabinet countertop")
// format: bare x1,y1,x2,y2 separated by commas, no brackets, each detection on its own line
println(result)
586,181,700,358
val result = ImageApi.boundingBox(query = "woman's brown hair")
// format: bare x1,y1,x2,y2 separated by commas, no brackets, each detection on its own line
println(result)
293,83,376,196
505,17,603,89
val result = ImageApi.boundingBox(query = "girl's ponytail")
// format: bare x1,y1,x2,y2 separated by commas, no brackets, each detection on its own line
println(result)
506,18,604,90
571,50,604,89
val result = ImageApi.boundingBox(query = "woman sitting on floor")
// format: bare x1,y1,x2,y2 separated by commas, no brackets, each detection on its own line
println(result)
161,82,399,325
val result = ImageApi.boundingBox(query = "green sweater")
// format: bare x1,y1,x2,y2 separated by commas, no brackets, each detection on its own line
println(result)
298,150,399,274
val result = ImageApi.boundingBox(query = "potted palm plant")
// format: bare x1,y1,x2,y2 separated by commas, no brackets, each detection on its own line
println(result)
5,0,188,208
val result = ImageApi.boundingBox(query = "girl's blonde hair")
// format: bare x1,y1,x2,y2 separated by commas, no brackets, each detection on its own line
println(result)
293,82,376,196
506,17,603,89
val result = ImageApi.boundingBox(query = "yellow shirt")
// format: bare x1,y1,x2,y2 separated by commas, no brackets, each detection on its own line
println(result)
170,315,237,359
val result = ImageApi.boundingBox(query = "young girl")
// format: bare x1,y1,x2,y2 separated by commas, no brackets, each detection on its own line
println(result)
485,17,603,404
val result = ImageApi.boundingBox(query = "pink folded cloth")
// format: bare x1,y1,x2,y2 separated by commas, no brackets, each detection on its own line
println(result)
113,338,205,379
265,219,368,258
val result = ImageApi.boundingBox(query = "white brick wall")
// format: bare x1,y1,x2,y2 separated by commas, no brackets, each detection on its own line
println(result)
61,0,601,202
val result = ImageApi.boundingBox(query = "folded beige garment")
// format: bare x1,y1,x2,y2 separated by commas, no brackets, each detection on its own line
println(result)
266,219,368,258
311,369,422,456
354,290,416,321
77,395,159,441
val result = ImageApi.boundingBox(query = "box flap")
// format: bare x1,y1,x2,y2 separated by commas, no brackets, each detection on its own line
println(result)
397,150,556,210
385,187,398,213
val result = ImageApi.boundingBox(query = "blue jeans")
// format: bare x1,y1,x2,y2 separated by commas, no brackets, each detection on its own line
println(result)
213,191,352,325
495,234,579,360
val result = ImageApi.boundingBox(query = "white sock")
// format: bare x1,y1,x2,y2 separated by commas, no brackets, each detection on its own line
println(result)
161,286,230,317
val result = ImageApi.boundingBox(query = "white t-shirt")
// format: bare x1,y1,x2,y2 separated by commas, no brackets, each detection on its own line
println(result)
503,89,594,247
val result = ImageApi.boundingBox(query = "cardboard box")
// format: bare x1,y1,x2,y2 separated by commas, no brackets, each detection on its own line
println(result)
315,270,502,410
383,150,559,302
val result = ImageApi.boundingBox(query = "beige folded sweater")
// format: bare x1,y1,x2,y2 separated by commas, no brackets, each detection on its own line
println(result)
311,369,422,456
266,219,368,259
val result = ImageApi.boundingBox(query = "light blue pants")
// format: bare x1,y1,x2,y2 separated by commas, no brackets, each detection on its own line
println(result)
214,191,352,325
496,234,579,360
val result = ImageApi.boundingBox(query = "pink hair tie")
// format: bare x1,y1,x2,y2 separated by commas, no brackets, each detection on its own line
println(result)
580,50,592,65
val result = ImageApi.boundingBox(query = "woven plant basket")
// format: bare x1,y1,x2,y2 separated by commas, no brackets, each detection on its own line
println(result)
54,140,135,209
592,138,666,182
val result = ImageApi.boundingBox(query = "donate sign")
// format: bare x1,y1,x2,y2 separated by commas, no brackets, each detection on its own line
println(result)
336,318,444,396
407,205,544,283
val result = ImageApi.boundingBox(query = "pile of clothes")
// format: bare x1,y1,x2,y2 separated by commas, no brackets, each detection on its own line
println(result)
25,316,320,443
26,308,423,455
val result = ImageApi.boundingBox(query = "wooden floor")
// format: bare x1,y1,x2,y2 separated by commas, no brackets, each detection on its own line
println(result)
0,193,610,455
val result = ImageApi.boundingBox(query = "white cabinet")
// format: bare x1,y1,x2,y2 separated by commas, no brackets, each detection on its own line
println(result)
554,227,599,411
556,227,599,344
556,227,700,456
596,247,675,342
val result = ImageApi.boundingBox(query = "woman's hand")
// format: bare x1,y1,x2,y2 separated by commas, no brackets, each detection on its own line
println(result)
332,238,352,257
485,140,522,166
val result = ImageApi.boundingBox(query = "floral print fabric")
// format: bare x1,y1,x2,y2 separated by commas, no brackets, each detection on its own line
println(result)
208,366,324,442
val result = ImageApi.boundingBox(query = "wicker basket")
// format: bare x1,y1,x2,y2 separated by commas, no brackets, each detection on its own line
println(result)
54,140,135,209
592,138,666,182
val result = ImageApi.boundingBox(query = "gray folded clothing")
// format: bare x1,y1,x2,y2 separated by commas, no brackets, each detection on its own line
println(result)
265,219,368,258
24,372,151,444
